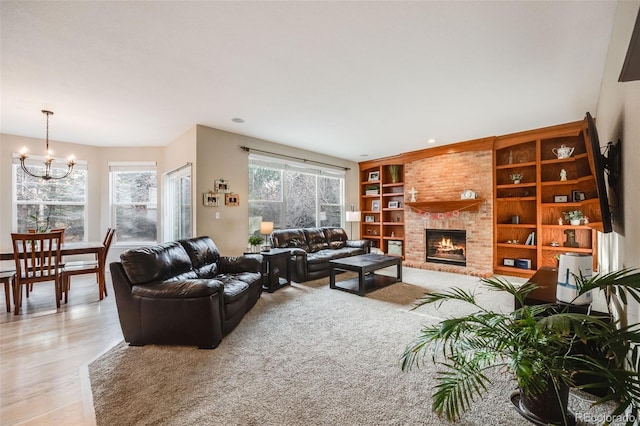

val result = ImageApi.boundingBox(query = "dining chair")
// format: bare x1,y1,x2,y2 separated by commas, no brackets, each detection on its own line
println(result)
11,231,64,315
62,228,115,301
26,228,65,295
0,270,14,312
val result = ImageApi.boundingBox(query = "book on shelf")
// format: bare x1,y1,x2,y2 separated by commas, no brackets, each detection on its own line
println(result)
515,258,532,269
524,231,536,246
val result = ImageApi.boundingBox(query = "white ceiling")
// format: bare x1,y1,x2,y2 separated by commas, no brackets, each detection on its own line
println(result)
1,1,619,162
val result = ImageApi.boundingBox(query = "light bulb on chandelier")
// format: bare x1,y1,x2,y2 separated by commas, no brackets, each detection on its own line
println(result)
19,110,75,180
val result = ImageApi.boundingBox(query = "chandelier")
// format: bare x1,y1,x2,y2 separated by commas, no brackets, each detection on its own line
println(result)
19,110,75,180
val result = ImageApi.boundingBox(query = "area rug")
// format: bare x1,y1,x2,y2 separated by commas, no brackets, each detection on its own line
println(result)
89,271,617,425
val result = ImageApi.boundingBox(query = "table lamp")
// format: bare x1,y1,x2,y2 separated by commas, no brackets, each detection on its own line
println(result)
260,221,274,251
345,210,361,239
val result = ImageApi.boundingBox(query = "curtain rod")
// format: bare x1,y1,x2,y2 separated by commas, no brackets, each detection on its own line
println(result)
163,162,192,176
240,146,350,171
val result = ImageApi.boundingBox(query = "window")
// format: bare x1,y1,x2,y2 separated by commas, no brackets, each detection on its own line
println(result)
109,163,158,244
13,155,88,242
164,163,192,242
248,154,345,235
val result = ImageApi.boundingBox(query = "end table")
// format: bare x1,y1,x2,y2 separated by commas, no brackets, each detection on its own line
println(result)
260,248,291,292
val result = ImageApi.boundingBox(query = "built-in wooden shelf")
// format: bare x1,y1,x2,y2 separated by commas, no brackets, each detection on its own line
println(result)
405,199,485,213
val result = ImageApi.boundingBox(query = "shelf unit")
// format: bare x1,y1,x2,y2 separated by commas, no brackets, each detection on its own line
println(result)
359,164,404,257
493,120,603,278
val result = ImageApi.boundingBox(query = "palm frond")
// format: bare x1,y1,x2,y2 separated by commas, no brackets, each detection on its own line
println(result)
431,351,493,420
413,287,478,310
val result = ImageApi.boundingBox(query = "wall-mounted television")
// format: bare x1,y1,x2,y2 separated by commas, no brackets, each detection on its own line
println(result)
585,112,620,234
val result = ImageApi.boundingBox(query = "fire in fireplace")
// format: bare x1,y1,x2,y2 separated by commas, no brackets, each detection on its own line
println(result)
425,229,467,266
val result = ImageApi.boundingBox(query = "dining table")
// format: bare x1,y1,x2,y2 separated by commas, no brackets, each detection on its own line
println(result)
0,241,107,300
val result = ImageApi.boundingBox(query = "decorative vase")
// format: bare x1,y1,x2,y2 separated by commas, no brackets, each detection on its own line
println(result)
513,179,521,184
570,219,581,226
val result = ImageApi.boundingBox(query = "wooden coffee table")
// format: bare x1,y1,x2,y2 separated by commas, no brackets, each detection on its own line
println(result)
329,253,402,296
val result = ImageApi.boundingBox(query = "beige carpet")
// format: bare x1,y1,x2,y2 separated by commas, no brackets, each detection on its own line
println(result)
89,268,617,425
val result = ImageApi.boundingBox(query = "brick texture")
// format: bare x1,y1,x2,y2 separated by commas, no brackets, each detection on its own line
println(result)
404,150,493,276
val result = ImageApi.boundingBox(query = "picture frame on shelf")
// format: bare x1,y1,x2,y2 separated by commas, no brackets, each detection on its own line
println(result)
388,201,399,209
553,195,569,203
364,215,375,223
503,258,515,267
371,200,380,211
368,171,380,182
572,190,586,202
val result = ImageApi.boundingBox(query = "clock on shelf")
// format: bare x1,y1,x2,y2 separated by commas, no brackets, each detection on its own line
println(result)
461,189,477,200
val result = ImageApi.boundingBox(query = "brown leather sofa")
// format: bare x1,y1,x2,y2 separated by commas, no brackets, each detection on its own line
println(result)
109,236,263,349
270,227,370,282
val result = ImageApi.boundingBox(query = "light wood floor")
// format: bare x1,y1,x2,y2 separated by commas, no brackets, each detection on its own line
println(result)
0,273,123,425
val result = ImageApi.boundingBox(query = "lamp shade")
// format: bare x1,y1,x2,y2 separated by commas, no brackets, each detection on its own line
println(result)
260,221,274,234
346,211,361,222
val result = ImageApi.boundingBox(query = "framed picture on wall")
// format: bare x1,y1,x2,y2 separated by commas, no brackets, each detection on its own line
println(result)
203,191,219,207
225,193,239,206
215,179,230,193
371,200,380,211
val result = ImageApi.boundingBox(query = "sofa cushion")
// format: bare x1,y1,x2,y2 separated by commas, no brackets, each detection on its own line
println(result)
323,227,348,249
271,229,309,251
179,236,221,269
121,242,193,285
304,228,329,252
132,279,222,298
215,275,251,303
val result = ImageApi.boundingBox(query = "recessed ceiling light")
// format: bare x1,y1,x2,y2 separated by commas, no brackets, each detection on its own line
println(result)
232,117,244,123
428,138,436,144
360,154,368,157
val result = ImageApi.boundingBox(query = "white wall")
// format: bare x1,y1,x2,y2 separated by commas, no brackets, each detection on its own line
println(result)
595,0,640,322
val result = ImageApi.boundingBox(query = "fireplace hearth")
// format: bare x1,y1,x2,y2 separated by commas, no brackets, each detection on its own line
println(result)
425,229,467,266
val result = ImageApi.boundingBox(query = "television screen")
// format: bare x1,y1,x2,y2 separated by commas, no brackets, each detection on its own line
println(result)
585,112,613,233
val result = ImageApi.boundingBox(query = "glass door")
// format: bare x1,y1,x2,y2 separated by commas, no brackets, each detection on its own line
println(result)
164,164,192,241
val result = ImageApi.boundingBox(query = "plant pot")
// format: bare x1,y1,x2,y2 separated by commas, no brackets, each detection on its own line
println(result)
570,219,581,226
512,382,574,426
512,179,520,184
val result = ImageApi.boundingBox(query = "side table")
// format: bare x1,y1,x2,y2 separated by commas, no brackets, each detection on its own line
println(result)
260,248,291,292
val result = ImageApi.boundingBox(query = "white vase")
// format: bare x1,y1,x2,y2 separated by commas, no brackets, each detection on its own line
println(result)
570,219,581,226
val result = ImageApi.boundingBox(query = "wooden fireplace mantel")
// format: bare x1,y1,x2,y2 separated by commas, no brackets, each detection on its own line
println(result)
405,199,485,213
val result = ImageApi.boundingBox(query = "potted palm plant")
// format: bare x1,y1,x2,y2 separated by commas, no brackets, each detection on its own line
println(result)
401,269,640,425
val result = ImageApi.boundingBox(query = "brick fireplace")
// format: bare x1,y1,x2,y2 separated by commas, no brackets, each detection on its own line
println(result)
403,147,493,277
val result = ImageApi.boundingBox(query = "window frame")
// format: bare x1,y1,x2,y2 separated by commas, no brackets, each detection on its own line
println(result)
109,162,158,246
12,153,89,240
248,154,345,232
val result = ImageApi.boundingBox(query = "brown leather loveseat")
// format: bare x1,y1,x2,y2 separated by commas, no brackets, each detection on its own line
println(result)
109,236,263,349
270,227,370,282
